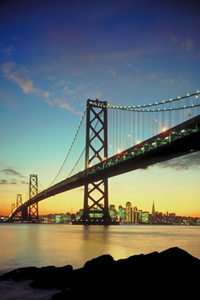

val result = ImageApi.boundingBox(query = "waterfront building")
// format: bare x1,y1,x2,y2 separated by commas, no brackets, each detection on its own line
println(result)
141,211,149,223
110,204,117,220
55,214,62,223
126,202,132,223
118,205,126,222
169,213,176,218
152,200,155,216
138,210,142,223
132,206,138,223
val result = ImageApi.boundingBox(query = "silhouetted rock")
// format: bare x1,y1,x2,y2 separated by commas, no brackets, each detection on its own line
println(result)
0,266,39,281
0,247,199,299
29,265,73,289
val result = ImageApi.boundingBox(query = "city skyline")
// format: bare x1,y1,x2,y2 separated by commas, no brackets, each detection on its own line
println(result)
2,199,198,226
1,1,200,217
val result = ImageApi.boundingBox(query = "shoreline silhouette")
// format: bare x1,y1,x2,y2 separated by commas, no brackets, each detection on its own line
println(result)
0,247,199,299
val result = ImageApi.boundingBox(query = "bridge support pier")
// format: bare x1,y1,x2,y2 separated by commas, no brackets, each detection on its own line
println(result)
80,99,112,225
21,204,28,221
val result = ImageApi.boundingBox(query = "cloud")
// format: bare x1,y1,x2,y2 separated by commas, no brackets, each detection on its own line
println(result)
21,180,28,185
8,73,36,94
11,180,17,185
1,168,25,178
54,98,75,112
43,91,51,98
0,179,8,184
0,179,17,185
1,62,16,73
1,62,38,94
158,152,200,171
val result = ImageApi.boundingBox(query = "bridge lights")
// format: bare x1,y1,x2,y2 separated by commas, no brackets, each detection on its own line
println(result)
162,127,167,132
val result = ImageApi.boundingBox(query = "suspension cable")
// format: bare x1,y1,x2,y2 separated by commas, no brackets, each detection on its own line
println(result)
48,107,87,187
89,90,200,111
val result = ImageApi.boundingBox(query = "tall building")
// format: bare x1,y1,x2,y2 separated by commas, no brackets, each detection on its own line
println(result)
152,200,155,217
141,211,149,223
126,202,132,223
138,210,142,223
132,206,138,223
118,205,126,222
109,204,117,220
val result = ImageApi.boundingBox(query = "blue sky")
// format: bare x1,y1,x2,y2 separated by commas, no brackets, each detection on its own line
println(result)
0,0,200,216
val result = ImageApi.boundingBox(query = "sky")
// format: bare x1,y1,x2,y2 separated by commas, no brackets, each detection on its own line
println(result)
0,0,200,217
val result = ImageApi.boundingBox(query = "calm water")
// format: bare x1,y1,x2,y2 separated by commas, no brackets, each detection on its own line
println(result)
0,224,200,274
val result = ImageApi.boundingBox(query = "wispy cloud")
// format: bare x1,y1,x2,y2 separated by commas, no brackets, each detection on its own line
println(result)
54,97,75,112
0,179,8,185
21,180,28,185
8,73,36,94
0,179,17,185
1,62,38,94
158,152,200,171
1,168,25,178
1,62,82,114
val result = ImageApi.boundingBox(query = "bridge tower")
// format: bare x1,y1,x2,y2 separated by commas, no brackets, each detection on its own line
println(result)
11,203,15,214
29,174,38,221
82,99,111,224
16,194,22,209
14,194,23,220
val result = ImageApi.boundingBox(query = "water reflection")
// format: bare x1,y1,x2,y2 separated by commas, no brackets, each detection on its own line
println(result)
0,224,199,272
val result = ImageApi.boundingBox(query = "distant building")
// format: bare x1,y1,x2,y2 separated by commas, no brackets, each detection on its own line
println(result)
141,211,149,223
126,202,132,223
55,214,62,223
132,206,138,223
152,200,155,216
110,204,117,220
169,213,176,218
118,205,126,222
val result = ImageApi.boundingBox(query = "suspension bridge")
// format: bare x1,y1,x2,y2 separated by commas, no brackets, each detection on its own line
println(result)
9,91,200,224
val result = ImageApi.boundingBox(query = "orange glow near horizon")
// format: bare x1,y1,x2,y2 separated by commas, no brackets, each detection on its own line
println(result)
1,161,200,218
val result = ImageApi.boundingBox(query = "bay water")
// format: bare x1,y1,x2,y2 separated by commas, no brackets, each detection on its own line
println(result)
0,224,200,299
0,223,199,273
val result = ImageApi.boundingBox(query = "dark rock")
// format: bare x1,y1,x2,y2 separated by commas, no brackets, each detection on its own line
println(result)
0,266,39,281
83,254,114,271
1,247,199,299
29,265,73,289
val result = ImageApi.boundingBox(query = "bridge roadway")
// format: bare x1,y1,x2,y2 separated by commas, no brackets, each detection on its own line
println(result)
11,115,200,219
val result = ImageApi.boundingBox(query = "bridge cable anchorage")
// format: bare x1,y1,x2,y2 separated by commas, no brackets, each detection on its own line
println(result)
67,111,104,177
102,90,200,111
48,107,87,187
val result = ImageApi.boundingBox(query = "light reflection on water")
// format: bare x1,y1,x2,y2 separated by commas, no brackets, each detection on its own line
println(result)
0,224,199,273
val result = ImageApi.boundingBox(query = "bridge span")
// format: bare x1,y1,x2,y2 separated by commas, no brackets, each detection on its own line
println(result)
9,114,200,222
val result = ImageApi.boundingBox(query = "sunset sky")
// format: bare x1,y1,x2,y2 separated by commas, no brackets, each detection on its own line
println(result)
0,0,200,217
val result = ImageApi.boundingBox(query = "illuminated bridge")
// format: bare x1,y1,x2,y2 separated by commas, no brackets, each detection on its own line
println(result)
9,91,200,224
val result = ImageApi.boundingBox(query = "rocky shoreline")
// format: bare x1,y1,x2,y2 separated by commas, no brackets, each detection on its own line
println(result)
0,247,199,299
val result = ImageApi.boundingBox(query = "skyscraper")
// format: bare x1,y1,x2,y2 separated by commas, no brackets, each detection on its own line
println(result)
118,205,126,222
132,206,138,223
126,202,132,223
152,200,155,217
